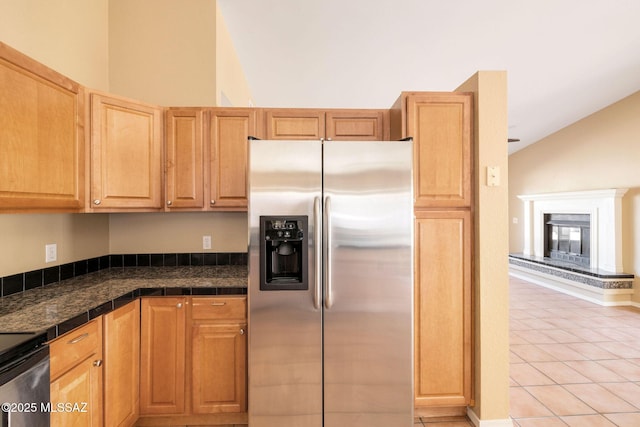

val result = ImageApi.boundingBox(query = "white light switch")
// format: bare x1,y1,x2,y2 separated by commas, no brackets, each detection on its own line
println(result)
487,166,500,187
203,235,212,250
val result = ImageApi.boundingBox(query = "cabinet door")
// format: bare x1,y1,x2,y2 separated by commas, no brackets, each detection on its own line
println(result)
209,109,256,209
49,317,103,427
140,298,186,415
263,109,324,140
414,210,472,408
325,110,388,141
50,356,103,427
191,323,247,414
0,42,84,212
90,93,163,210
165,109,205,210
407,93,472,208
104,300,140,427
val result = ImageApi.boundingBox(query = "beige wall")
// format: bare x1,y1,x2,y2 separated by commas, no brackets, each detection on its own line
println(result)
108,0,217,106
0,214,110,277
509,91,640,303
0,0,109,91
457,71,511,422
215,1,253,107
108,0,252,107
109,212,247,254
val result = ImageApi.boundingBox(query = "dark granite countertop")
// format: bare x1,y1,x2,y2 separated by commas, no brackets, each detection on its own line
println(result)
0,266,247,339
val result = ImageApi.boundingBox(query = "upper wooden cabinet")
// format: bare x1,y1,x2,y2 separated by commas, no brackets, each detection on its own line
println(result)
392,92,472,208
209,109,257,210
165,108,205,210
264,109,324,140
325,110,388,141
89,92,163,211
164,108,256,211
0,42,85,212
263,109,389,141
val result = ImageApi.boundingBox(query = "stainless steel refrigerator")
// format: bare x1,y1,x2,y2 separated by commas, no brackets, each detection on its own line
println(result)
248,139,413,427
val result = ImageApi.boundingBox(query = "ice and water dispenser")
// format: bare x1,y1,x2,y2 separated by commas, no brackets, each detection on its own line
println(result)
259,216,308,291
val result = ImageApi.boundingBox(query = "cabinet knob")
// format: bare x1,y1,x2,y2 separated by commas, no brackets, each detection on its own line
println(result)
239,328,245,335
93,199,101,205
210,200,215,205
167,200,173,206
93,359,103,367
176,303,183,308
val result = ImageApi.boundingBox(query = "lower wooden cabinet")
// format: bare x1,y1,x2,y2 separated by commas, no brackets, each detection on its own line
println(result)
139,296,247,418
50,318,104,427
191,297,247,414
139,297,187,415
414,210,472,411
104,300,140,427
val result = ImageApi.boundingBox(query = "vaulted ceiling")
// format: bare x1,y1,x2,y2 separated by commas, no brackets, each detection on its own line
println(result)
218,0,640,154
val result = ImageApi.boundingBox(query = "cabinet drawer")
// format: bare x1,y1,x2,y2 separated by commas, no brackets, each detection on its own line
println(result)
191,297,246,321
50,318,102,380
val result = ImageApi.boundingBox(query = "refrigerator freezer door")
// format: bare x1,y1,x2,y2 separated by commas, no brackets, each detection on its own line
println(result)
248,139,323,427
323,140,414,427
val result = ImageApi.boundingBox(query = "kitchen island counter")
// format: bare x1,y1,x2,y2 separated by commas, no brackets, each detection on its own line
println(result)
0,266,247,339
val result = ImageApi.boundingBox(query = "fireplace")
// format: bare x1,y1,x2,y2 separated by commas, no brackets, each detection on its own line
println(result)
545,213,590,266
511,189,634,306
517,188,628,273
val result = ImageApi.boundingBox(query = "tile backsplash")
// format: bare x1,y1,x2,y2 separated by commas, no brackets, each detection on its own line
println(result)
0,252,247,298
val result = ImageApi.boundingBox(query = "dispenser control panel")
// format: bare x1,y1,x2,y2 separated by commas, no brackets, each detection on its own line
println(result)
259,216,308,291
264,220,304,241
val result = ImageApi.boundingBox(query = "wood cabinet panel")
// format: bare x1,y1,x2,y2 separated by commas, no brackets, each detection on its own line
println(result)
50,319,101,380
50,356,103,427
406,93,472,208
90,93,163,210
414,210,471,408
0,42,84,212
209,109,256,209
191,323,247,414
325,110,388,140
264,109,324,140
191,296,246,320
140,298,186,415
104,300,140,427
165,109,205,210
50,317,103,427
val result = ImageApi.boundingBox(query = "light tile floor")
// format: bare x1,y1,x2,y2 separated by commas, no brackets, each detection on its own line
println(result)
510,276,640,427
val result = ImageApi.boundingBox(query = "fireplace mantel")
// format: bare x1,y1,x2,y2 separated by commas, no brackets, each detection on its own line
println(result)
518,188,628,273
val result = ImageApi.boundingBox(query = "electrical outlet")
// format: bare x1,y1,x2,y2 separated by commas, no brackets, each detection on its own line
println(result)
203,235,212,250
45,244,57,263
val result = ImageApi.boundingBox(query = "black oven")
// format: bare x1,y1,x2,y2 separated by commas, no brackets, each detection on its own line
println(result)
0,333,50,427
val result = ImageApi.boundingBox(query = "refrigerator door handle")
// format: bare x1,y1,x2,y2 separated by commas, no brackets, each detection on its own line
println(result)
324,195,333,309
313,196,322,309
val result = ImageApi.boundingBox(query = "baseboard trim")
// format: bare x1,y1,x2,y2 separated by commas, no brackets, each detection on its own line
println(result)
467,407,514,427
